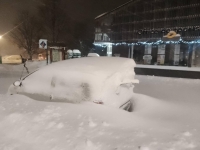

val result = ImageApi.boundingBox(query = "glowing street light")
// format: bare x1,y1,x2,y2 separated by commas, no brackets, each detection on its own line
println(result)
0,22,23,40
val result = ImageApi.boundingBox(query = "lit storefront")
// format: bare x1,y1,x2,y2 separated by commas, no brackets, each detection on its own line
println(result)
94,0,200,67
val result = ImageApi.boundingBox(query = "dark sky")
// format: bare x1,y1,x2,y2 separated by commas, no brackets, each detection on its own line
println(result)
64,0,129,21
0,0,129,34
0,0,129,55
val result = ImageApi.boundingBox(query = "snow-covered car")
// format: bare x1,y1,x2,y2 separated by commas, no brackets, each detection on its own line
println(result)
87,53,100,57
8,57,138,111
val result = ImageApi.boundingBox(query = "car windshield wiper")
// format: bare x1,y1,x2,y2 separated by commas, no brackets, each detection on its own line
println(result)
21,69,38,80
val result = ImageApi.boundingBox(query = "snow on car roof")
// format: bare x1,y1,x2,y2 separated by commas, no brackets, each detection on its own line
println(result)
45,57,134,73
20,57,138,107
67,49,73,53
73,49,81,53
87,53,100,57
41,57,138,86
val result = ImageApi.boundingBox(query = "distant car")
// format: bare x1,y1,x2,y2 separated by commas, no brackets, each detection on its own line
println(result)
2,55,24,64
66,49,73,59
8,57,138,111
72,49,81,58
87,53,100,57
38,54,46,60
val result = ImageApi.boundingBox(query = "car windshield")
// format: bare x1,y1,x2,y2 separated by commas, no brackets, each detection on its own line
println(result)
1,0,200,149
21,69,38,80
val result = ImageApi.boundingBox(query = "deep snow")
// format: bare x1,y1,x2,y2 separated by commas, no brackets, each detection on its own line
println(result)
0,60,200,150
8,57,139,108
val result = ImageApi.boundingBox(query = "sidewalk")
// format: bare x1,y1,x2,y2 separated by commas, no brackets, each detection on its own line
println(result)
135,64,200,79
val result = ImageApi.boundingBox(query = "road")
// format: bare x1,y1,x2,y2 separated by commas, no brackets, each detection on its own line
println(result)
0,71,26,94
0,64,35,94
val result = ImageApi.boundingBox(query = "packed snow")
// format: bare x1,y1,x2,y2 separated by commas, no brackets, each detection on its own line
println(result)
0,60,200,150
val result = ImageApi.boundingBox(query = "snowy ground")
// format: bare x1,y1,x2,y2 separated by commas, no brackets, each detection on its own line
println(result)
136,64,200,72
0,61,46,94
0,61,200,150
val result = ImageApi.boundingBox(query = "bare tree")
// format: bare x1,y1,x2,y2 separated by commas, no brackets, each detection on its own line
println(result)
38,0,71,45
72,20,94,56
10,11,42,60
37,0,93,53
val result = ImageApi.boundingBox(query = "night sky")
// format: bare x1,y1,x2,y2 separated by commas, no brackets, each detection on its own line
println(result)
0,0,129,34
0,0,129,55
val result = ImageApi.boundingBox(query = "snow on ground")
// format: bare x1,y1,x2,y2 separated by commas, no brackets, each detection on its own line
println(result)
136,64,200,72
0,61,200,150
0,61,46,94
0,60,46,72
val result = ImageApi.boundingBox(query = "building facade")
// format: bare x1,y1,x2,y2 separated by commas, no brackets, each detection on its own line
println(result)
94,0,200,67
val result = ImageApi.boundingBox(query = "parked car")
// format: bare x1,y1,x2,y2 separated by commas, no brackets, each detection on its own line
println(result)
72,49,81,58
38,54,46,60
1,55,24,64
8,57,138,111
87,53,100,57
65,49,81,59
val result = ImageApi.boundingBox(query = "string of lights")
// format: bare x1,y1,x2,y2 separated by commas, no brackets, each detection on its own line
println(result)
94,38,200,47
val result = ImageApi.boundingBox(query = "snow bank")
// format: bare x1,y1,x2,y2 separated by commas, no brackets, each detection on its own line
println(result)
2,60,200,150
1,88,200,150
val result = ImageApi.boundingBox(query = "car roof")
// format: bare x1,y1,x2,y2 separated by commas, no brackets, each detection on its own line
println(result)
22,57,137,84
44,57,133,72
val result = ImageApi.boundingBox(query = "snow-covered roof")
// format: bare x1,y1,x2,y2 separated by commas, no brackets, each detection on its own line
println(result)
73,49,81,53
67,50,73,53
95,12,108,19
95,0,136,20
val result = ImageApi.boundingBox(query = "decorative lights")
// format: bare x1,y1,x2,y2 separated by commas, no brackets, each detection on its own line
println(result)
94,39,200,47
136,26,200,35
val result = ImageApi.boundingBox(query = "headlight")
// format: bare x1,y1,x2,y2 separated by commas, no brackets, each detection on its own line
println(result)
13,81,21,87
